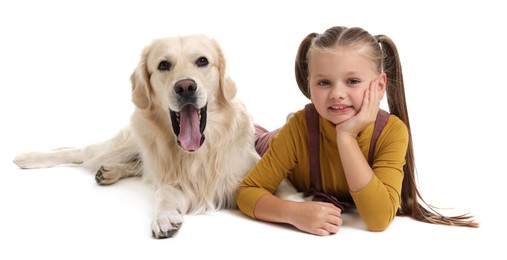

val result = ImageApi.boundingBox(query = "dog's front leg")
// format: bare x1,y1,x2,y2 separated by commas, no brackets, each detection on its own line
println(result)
151,184,189,239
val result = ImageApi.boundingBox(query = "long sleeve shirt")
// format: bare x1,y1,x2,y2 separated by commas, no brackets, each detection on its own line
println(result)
237,108,409,231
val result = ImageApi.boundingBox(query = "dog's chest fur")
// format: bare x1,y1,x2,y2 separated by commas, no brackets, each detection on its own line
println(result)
132,108,249,212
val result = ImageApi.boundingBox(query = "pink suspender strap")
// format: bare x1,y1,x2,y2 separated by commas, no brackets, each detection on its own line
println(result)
305,103,322,193
305,103,350,211
368,109,390,166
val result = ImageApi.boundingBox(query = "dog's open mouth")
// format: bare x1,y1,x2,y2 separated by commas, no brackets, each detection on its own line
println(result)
170,104,207,152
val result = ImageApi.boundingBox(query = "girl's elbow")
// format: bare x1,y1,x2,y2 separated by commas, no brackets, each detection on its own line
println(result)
366,222,390,232
364,215,395,232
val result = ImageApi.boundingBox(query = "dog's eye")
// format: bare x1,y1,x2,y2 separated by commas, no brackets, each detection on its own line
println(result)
195,57,209,67
158,61,172,71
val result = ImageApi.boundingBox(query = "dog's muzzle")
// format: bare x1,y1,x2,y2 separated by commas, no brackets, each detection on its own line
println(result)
169,79,207,152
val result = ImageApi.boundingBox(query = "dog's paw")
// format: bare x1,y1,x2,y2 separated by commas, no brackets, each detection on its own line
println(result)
151,210,184,239
95,166,121,185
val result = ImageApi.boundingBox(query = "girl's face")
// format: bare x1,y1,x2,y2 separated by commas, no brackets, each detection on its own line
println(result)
308,47,385,125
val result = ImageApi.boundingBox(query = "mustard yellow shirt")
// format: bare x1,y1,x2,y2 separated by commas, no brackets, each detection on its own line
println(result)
237,108,409,231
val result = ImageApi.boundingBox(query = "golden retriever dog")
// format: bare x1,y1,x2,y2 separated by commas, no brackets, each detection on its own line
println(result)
13,34,261,239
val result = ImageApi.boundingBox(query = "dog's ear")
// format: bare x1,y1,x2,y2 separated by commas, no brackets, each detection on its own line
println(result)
131,46,152,110
214,39,237,104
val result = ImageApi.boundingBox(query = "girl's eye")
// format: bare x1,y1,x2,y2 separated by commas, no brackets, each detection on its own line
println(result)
347,79,360,85
318,80,330,87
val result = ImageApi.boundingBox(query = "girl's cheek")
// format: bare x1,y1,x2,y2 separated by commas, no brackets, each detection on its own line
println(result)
353,89,367,108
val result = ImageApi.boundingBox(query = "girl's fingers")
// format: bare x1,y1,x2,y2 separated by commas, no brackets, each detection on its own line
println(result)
361,80,376,117
370,79,379,106
368,80,380,116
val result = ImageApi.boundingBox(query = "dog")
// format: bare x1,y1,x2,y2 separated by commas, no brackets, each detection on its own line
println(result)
13,34,262,239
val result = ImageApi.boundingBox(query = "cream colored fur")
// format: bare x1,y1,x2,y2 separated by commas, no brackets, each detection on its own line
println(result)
13,35,261,238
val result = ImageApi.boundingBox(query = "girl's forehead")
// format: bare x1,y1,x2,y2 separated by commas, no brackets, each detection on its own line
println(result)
309,46,376,71
310,47,366,64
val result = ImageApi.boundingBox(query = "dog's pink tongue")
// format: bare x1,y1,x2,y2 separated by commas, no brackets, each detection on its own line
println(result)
178,105,202,151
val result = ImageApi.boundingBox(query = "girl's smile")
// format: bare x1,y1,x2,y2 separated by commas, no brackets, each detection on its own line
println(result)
328,103,353,114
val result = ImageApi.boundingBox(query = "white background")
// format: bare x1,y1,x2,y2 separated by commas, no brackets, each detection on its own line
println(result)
0,0,504,259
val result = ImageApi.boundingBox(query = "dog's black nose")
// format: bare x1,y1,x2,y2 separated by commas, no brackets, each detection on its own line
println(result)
174,79,197,97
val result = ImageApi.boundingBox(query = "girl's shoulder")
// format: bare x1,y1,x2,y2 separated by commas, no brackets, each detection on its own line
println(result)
386,114,407,128
383,114,409,140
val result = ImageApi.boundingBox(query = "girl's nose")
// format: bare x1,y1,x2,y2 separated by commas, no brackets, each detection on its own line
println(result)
330,83,346,100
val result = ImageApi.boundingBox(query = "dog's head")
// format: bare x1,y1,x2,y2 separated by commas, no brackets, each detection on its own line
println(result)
130,35,237,152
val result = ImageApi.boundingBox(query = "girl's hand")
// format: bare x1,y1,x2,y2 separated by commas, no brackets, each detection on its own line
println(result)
287,201,342,236
335,80,381,138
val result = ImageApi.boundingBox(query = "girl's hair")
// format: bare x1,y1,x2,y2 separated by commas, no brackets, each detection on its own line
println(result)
295,26,478,228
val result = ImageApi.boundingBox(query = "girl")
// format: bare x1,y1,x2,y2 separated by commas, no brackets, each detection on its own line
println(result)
237,26,478,236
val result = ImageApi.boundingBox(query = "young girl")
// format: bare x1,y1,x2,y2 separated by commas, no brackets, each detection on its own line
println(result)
237,26,479,236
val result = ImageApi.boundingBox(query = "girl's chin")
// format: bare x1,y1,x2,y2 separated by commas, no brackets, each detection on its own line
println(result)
329,118,349,125
328,116,352,126
320,108,355,125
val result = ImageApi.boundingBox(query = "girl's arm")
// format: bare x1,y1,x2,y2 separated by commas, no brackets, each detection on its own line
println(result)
237,114,343,236
335,80,404,231
253,194,342,236
335,81,381,192
336,135,374,192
